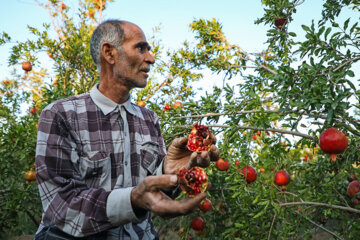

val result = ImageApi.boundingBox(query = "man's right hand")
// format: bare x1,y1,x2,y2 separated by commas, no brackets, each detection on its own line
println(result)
130,175,206,218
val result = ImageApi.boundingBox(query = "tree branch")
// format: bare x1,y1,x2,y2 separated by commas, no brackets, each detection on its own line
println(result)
333,57,360,72
279,201,360,214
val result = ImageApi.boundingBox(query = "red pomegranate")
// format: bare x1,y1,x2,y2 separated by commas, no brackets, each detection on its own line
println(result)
187,122,213,152
178,167,208,197
191,216,205,231
319,128,348,162
216,158,230,171
199,199,212,213
347,180,360,199
241,166,257,183
22,62,32,72
274,170,291,190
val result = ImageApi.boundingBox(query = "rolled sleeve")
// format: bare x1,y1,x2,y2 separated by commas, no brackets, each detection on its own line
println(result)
106,187,147,226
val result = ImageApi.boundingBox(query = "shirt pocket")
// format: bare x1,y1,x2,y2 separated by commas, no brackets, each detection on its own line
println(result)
79,151,111,188
139,141,160,177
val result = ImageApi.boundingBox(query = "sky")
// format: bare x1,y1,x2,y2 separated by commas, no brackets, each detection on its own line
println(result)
0,0,359,90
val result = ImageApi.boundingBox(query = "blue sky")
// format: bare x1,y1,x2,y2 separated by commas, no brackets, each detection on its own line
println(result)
0,0,358,81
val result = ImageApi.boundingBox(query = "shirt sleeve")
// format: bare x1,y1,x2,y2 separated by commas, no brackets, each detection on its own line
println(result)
36,106,144,237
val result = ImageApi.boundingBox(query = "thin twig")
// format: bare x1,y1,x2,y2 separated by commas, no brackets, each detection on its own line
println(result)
279,201,360,214
333,57,360,72
267,212,277,240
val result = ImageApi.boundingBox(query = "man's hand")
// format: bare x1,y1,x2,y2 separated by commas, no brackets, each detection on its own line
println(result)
131,175,206,218
163,136,220,175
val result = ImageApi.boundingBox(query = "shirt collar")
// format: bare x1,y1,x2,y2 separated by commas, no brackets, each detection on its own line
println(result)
90,83,136,116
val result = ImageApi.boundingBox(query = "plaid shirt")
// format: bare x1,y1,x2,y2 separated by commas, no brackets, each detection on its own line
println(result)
35,84,166,239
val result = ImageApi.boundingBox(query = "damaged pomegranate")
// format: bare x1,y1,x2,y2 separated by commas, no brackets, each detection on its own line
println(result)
178,166,208,197
187,122,213,152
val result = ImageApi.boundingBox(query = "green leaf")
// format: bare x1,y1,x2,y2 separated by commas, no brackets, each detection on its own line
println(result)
324,27,331,40
344,18,350,31
301,25,310,32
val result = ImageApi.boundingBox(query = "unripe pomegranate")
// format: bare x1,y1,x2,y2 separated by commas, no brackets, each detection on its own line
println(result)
215,158,230,171
199,199,212,213
187,122,213,152
347,180,360,199
178,167,208,197
173,101,183,109
191,216,205,231
137,101,146,107
319,128,348,162
274,170,290,190
241,166,257,183
22,62,32,72
25,170,36,181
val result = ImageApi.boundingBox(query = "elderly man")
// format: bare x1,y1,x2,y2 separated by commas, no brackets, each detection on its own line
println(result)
34,20,219,239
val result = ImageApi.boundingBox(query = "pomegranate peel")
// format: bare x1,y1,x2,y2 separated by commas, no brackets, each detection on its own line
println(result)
178,166,208,197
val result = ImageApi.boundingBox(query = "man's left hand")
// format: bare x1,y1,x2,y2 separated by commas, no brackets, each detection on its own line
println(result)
163,136,220,174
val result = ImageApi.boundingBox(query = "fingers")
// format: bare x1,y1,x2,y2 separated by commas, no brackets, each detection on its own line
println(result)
143,175,178,192
188,145,220,169
170,137,188,149
153,192,207,218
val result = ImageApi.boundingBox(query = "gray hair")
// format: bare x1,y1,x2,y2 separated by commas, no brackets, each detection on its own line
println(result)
90,20,126,72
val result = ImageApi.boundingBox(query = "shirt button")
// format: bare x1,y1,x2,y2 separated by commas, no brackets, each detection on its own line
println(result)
124,161,128,166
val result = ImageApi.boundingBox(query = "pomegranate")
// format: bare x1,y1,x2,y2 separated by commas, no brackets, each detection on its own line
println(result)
274,170,291,190
30,108,36,114
187,122,212,152
275,17,288,29
347,180,360,199
319,128,348,162
137,101,146,107
173,101,183,109
241,166,257,183
178,167,208,197
199,199,212,213
235,160,240,166
25,170,36,181
215,158,230,171
163,104,171,111
191,217,205,231
22,62,32,72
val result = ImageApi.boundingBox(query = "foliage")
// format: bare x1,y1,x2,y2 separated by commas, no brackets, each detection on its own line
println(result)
1,0,360,239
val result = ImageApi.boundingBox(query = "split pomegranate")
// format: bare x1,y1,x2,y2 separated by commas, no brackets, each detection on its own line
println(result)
215,158,230,171
178,167,208,197
274,170,290,190
187,122,212,152
347,180,360,199
275,17,288,29
191,216,205,231
241,166,257,183
199,199,212,213
319,128,348,162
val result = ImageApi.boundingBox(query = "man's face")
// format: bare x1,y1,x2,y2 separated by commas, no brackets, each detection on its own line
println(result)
113,23,155,89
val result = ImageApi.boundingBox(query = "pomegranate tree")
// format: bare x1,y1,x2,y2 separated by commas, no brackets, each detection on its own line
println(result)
274,170,291,190
319,128,348,162
178,167,208,197
187,122,212,152
241,166,257,183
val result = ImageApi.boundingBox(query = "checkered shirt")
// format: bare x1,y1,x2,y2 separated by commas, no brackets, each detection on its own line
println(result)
34,84,166,239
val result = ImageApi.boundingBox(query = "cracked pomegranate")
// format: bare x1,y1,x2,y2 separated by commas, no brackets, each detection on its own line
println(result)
187,122,212,152
319,128,348,162
178,167,208,197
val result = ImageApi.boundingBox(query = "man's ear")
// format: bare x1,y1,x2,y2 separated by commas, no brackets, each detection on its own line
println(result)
101,42,116,65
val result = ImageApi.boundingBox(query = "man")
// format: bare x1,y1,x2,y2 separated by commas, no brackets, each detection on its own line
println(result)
34,20,219,239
